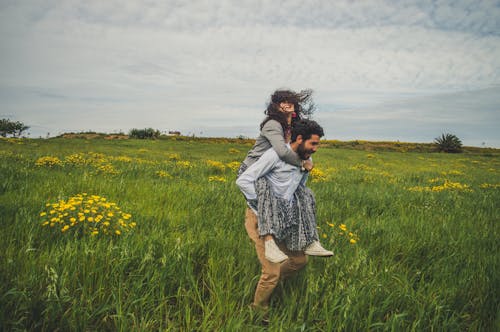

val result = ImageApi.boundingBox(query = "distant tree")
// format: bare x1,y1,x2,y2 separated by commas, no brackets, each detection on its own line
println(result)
434,133,463,153
129,128,160,139
0,118,29,137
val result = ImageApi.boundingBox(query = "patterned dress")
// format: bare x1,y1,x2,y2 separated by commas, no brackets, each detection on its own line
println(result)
255,177,319,251
238,163,319,251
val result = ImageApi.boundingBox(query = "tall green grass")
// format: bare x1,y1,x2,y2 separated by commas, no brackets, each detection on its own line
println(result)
0,137,499,331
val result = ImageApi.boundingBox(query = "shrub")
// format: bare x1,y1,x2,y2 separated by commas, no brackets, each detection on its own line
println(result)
434,133,463,153
129,128,160,139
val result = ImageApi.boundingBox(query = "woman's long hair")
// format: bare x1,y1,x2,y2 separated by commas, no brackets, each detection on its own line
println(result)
260,89,316,133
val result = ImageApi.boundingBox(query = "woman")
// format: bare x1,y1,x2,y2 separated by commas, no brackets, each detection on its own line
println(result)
238,89,314,176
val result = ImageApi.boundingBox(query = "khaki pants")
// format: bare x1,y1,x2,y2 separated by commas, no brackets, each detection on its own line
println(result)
244,208,307,309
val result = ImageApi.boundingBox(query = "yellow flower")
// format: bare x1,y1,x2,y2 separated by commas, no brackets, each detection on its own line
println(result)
156,170,172,178
339,224,347,231
226,161,241,171
310,168,328,183
208,175,227,182
40,193,135,237
350,239,357,244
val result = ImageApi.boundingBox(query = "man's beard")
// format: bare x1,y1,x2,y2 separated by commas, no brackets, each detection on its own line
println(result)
297,142,311,160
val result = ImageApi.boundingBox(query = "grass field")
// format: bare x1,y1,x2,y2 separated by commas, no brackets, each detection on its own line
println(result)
0,136,499,331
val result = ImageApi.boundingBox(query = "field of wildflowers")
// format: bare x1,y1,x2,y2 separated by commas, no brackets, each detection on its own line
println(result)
0,136,499,331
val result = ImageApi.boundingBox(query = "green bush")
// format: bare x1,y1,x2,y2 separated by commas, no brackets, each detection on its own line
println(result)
129,128,160,139
0,118,29,137
434,133,463,153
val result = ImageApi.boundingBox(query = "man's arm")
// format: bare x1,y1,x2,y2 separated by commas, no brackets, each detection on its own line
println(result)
236,149,279,200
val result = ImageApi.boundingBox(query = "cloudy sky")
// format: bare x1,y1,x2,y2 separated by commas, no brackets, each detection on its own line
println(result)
1,0,499,147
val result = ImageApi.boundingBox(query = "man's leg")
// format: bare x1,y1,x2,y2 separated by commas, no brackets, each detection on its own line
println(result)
244,208,281,309
279,246,308,280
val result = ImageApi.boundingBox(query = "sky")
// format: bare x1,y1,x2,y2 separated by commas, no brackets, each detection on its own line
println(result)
1,0,499,147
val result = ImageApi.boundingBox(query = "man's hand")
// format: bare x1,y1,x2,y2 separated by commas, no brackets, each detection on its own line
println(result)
302,159,314,172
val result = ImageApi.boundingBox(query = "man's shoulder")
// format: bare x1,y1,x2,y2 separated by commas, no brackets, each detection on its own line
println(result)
261,147,280,160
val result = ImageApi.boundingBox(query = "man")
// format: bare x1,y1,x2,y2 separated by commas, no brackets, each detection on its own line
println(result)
236,119,332,313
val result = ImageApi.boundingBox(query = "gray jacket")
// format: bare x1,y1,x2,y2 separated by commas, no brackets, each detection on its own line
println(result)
242,119,302,168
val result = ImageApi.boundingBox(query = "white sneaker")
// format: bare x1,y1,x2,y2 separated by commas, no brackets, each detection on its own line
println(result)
265,239,288,263
304,241,333,257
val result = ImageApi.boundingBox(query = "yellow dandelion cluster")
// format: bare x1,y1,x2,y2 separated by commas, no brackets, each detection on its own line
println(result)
167,153,181,161
366,154,376,159
377,171,395,182
176,160,192,169
408,180,472,193
156,170,172,178
226,161,241,171
111,156,133,163
94,163,119,175
310,168,328,183
349,164,374,171
40,193,136,237
64,153,90,166
441,170,463,176
479,183,500,189
64,152,105,165
208,176,227,183
320,222,359,245
35,156,63,167
60,152,120,175
430,180,472,192
206,160,226,172
134,158,158,165
228,148,240,154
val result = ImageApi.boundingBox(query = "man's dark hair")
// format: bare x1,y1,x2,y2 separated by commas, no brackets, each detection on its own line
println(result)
291,119,324,142
260,89,316,132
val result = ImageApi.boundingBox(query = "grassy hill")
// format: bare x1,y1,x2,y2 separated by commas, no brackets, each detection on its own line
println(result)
1,137,499,330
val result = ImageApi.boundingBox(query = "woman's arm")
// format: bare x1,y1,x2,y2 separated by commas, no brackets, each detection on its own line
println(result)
261,120,302,167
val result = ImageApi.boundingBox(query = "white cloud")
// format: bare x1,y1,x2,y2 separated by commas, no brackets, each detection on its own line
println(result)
0,0,499,146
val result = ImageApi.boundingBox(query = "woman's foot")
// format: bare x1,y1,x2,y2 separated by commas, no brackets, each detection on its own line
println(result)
304,241,333,257
265,238,288,263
